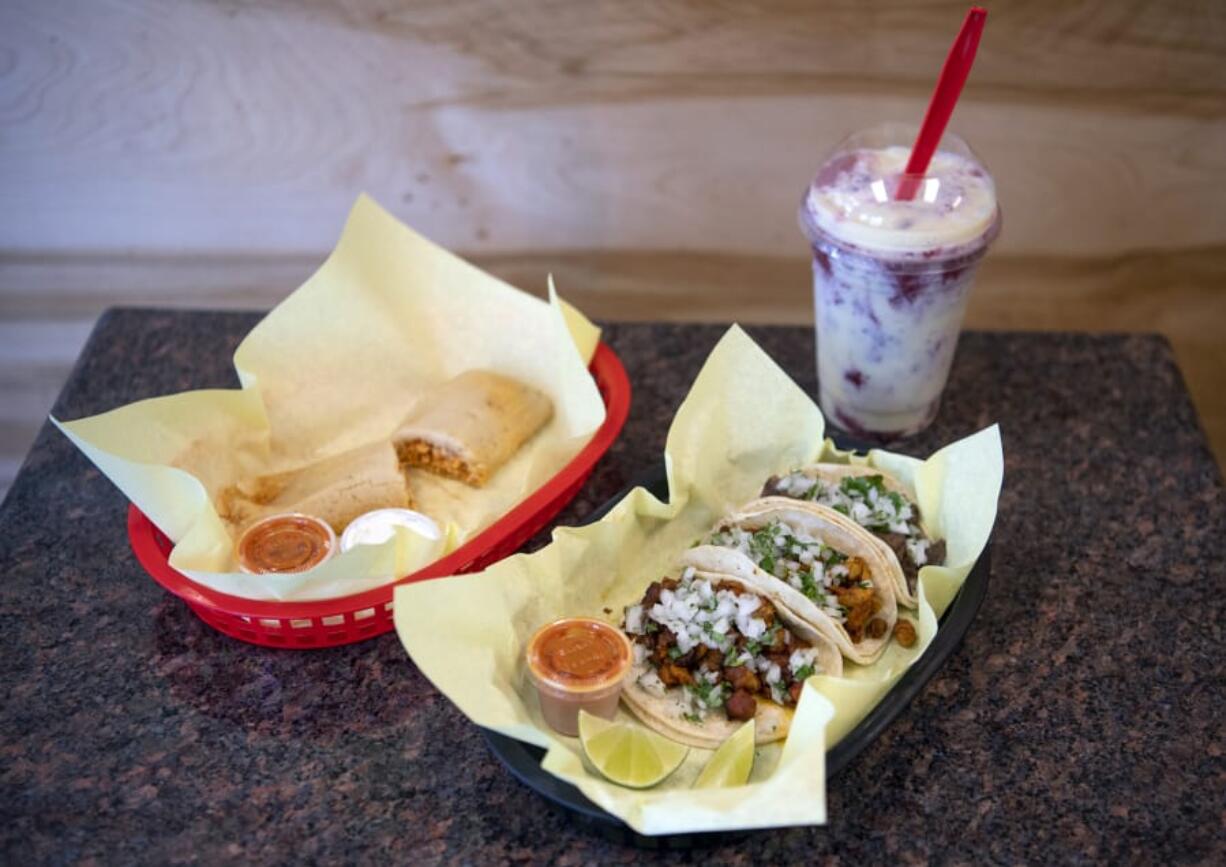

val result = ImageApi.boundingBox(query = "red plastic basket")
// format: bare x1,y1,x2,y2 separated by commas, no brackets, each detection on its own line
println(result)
127,342,631,649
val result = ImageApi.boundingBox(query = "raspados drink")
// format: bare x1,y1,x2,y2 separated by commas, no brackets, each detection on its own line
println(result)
799,123,1000,438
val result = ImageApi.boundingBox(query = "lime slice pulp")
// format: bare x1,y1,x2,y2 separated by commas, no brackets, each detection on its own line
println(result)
693,719,756,788
578,710,689,789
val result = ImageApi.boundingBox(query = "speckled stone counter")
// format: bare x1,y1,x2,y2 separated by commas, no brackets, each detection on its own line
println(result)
2,309,1223,864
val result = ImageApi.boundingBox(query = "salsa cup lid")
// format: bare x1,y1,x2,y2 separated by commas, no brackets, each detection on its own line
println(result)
800,123,999,254
526,617,633,696
237,512,338,574
339,508,441,553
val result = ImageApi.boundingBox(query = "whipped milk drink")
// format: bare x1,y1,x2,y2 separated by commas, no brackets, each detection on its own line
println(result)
799,124,1000,438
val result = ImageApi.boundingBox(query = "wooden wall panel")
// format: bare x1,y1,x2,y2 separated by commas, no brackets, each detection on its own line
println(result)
1,0,1224,498
3,0,1224,258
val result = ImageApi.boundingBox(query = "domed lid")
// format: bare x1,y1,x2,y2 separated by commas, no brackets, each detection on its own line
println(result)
800,125,998,253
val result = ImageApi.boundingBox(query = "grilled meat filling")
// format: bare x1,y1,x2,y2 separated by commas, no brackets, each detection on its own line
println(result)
623,569,823,724
706,521,889,644
763,471,946,596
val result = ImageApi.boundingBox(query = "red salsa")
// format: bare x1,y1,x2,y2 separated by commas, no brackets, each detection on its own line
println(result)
237,513,336,574
526,618,631,736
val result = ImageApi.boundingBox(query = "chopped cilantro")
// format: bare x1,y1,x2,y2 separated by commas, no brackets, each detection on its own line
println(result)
833,503,850,516
840,474,886,499
839,476,867,497
687,680,728,708
762,624,782,648
793,664,815,681
759,555,776,574
799,570,820,600
682,712,703,724
645,621,659,633
749,525,779,563
888,491,906,511
667,645,683,660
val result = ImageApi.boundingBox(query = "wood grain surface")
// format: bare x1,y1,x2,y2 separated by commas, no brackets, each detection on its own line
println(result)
2,0,1224,496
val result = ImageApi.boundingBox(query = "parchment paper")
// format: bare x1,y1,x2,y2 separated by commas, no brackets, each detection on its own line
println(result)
54,195,607,601
394,325,1002,834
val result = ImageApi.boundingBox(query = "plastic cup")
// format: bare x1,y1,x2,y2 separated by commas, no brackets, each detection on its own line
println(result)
236,512,337,574
798,123,1001,439
338,508,441,553
525,618,632,737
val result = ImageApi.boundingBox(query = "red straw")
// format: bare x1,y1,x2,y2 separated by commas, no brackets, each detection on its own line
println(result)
895,6,988,201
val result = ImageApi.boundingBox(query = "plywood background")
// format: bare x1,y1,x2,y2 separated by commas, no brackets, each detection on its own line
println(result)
2,0,1224,498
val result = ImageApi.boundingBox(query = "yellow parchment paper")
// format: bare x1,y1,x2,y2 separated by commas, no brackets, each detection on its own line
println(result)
394,325,1002,834
53,195,607,601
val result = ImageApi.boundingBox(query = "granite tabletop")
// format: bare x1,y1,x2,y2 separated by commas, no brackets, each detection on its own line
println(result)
2,308,1223,865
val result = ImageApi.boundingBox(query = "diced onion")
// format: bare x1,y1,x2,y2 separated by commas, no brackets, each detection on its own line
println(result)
788,647,819,673
637,671,667,697
906,538,930,566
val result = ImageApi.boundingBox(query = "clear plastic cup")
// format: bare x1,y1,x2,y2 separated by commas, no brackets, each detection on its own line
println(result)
525,618,632,737
236,512,337,574
798,123,1001,439
338,508,441,552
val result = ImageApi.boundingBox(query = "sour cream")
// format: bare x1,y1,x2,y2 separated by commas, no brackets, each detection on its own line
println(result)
339,508,441,552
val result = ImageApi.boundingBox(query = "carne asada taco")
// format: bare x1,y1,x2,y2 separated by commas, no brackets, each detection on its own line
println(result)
683,497,901,665
760,465,945,609
620,565,842,749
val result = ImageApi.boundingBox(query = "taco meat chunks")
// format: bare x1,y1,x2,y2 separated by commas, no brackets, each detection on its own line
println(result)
725,689,757,721
759,469,948,608
623,569,825,725
724,665,761,693
833,584,878,642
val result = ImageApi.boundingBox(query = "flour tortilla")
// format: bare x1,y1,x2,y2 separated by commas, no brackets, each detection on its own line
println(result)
621,567,842,749
682,496,901,665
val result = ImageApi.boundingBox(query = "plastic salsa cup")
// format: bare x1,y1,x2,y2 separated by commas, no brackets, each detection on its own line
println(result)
526,617,633,737
339,508,441,553
236,512,337,574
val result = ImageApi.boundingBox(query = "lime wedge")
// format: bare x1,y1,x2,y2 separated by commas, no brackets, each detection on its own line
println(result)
692,719,756,788
578,710,689,789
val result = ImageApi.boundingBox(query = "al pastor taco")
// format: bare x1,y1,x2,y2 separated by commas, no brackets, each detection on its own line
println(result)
683,497,902,665
620,565,842,749
761,465,945,609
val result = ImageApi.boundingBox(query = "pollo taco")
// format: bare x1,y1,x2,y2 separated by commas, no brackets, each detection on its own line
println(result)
683,497,902,665
761,465,945,609
620,565,842,749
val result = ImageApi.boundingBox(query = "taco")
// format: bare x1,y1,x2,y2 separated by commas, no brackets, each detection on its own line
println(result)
683,497,902,665
761,465,945,609
619,565,842,749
